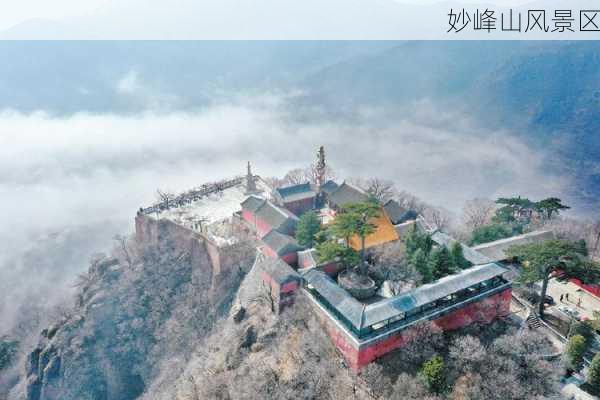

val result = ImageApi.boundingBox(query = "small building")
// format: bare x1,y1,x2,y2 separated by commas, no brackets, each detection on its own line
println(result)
303,262,511,370
326,181,369,210
257,252,302,313
273,182,316,216
241,196,299,238
383,199,417,225
261,229,303,266
471,230,554,262
348,208,400,252
321,180,339,196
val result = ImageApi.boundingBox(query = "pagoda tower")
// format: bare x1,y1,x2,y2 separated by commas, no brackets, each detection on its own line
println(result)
315,146,326,191
245,161,259,194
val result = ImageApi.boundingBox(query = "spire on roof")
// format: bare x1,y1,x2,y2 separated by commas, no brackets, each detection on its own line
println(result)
245,161,259,194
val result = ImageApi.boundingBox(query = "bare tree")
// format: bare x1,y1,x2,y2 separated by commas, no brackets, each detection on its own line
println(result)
113,234,134,268
463,198,496,230
308,163,336,185
423,207,450,231
72,272,93,289
282,168,311,186
449,335,486,374
251,281,277,313
395,190,426,214
390,373,438,400
156,189,176,209
352,177,396,203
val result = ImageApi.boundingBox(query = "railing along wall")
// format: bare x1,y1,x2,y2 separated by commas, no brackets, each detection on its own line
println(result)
139,176,244,215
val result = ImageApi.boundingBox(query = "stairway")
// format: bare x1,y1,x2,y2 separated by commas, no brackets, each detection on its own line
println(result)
526,314,542,329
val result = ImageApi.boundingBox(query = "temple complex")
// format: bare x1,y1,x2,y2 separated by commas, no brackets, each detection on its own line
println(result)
135,146,512,370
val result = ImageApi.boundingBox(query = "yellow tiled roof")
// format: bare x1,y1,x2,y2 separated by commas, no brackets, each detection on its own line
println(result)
349,208,399,250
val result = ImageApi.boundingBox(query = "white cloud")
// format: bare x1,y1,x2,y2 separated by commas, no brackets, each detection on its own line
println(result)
116,69,141,94
0,96,573,336
0,97,570,243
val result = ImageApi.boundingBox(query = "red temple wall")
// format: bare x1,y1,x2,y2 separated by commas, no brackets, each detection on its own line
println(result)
280,252,297,266
283,197,315,216
314,287,512,370
240,209,275,238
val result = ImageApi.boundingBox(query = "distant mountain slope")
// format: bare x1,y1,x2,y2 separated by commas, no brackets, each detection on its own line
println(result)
297,41,600,214
0,41,395,115
0,41,597,213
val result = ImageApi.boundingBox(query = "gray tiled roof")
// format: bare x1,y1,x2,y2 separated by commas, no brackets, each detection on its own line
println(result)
276,183,316,203
328,182,369,208
303,269,365,328
297,248,318,269
362,263,507,327
321,180,339,194
258,253,301,285
383,200,407,225
305,261,507,331
472,230,554,262
262,230,302,256
241,195,265,213
255,200,299,230
431,231,493,266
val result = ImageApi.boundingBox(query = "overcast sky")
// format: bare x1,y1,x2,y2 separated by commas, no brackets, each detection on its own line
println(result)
0,0,108,30
1,0,590,39
0,0,534,30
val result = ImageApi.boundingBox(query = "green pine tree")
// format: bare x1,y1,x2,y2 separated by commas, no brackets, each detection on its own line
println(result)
428,246,455,280
411,248,433,283
574,239,588,257
295,211,321,248
404,224,434,258
315,240,359,267
534,197,570,220
507,239,596,318
450,242,471,270
420,355,446,394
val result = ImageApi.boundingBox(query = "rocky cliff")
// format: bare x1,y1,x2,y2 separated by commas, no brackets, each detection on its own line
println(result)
11,222,256,400
8,219,561,400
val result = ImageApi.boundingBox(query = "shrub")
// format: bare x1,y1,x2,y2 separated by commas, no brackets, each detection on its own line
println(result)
470,223,513,246
565,334,586,372
419,355,446,394
587,353,600,394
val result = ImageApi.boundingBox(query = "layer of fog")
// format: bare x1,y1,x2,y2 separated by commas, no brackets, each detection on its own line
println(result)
0,95,571,338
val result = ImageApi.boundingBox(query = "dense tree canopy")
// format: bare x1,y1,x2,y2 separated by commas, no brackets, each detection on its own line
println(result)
295,211,321,248
470,223,514,246
410,248,433,283
343,200,380,263
450,242,471,270
315,240,359,267
404,225,469,283
405,224,434,257
428,247,455,280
